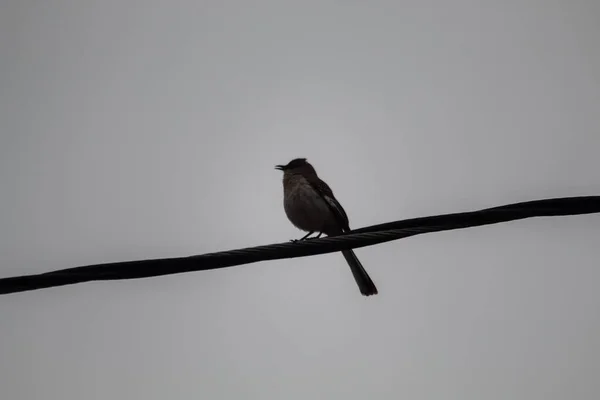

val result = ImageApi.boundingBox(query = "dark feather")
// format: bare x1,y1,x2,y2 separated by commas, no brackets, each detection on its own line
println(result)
306,176,350,232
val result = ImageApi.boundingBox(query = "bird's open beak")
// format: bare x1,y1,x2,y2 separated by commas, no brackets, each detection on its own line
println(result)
275,165,285,170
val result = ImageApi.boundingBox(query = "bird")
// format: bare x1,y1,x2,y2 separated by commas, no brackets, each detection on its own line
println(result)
275,158,378,296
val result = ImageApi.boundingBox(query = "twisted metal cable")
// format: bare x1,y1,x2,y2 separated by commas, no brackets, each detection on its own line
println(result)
1,195,598,295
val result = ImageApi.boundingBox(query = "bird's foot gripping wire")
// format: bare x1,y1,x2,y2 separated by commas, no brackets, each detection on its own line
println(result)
290,231,323,243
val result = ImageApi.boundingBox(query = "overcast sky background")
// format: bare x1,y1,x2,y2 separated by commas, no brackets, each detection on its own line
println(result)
1,1,599,399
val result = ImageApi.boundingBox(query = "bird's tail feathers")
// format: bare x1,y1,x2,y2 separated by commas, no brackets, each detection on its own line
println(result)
341,250,378,296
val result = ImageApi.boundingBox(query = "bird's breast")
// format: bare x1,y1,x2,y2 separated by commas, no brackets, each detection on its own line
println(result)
282,177,334,232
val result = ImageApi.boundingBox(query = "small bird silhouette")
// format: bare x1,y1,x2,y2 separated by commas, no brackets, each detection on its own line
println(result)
275,158,378,296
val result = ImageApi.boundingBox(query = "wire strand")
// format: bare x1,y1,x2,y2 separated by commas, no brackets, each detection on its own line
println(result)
1,195,598,295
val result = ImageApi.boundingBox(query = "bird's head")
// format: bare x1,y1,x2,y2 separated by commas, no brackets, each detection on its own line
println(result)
275,158,316,175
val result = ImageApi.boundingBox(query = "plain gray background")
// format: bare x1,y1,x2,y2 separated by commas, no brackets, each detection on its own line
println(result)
1,1,599,399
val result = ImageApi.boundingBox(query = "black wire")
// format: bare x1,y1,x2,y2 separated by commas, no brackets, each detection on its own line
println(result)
1,196,598,296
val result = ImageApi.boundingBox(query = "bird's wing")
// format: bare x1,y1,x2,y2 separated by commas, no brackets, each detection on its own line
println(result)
308,177,351,232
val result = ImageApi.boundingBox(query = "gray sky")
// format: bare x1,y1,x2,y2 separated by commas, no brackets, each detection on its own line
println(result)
1,1,599,399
